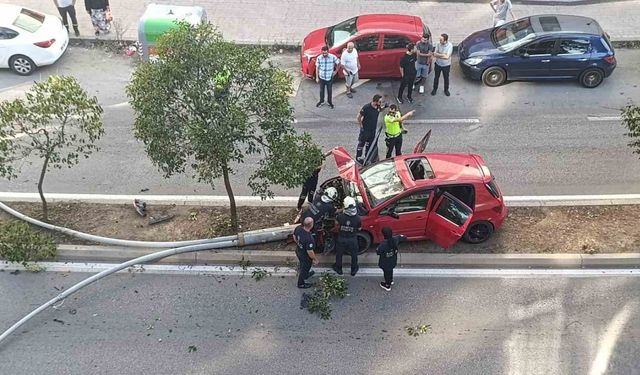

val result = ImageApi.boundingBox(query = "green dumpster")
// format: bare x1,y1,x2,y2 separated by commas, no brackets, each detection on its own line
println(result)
137,3,207,60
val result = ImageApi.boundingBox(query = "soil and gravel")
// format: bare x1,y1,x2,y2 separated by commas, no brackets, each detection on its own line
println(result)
1,202,639,254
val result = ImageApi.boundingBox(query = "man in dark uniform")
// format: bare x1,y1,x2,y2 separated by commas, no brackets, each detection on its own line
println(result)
376,227,407,291
294,217,319,288
302,186,338,231
356,94,386,165
297,167,321,211
332,197,362,276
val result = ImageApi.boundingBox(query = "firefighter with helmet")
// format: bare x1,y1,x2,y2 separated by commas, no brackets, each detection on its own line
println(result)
332,196,362,276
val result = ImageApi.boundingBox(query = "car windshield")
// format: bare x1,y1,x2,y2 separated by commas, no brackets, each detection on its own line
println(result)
327,17,358,47
13,8,45,33
360,160,404,207
491,18,536,51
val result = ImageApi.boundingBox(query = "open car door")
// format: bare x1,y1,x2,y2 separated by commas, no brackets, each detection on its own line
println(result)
331,146,361,183
413,129,432,154
426,191,474,249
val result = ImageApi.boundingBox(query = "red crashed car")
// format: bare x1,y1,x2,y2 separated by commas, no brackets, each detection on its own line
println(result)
301,14,430,79
320,131,508,253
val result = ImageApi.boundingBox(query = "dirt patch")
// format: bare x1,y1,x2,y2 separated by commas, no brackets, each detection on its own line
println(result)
1,202,639,254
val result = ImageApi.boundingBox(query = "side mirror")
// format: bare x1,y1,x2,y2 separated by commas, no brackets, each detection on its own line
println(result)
389,211,400,219
383,206,400,219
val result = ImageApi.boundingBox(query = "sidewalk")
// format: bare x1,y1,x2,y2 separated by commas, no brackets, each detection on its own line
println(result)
11,0,640,45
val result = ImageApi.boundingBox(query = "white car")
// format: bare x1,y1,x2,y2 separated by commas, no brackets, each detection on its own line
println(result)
0,5,69,75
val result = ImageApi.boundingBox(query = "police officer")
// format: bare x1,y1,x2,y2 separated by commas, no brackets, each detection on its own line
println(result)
297,167,321,212
294,217,319,289
332,196,362,276
302,186,338,232
384,105,415,159
376,227,407,291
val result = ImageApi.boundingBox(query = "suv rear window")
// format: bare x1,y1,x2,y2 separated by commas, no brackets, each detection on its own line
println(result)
13,8,45,33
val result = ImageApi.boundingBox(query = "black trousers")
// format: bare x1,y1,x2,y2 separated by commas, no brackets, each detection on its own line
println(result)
356,132,377,164
433,64,451,91
319,78,333,105
297,184,315,210
385,135,403,158
398,75,416,100
57,6,78,29
335,238,358,273
382,268,394,286
296,251,312,286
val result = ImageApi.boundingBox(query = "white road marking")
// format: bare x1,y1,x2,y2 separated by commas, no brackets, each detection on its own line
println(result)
294,117,479,124
587,115,622,122
3,262,640,277
1,192,640,207
589,302,637,375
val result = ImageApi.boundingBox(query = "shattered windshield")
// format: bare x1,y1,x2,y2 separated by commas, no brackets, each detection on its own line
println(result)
360,160,404,207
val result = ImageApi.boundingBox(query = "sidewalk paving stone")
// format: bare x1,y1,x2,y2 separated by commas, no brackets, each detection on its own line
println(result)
7,0,640,46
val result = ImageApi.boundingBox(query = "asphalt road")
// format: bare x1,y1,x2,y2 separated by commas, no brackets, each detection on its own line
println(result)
0,47,639,196
0,271,639,374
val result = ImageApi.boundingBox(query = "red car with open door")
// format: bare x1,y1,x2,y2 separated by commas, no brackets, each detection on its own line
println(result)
320,130,508,253
300,14,430,79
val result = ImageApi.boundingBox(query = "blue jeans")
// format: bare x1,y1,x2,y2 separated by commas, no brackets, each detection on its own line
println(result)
415,62,429,82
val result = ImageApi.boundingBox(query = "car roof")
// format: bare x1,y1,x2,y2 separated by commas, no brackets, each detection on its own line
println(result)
356,14,422,34
392,153,485,189
0,5,22,25
529,14,604,36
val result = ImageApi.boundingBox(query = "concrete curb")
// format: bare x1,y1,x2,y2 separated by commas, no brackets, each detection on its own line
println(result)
52,245,640,269
2,192,640,207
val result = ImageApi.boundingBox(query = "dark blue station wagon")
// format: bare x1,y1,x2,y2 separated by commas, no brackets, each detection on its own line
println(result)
459,15,616,88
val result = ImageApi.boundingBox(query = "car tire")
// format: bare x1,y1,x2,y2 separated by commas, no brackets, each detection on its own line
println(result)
9,55,36,76
481,67,506,87
579,68,604,88
462,221,494,244
356,232,372,255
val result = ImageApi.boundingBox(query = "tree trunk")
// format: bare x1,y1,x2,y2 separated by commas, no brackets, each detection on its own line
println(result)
38,155,50,220
221,163,238,233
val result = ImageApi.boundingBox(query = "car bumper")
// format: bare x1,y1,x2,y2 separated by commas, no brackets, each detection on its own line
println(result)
459,59,483,80
35,32,69,67
493,203,508,230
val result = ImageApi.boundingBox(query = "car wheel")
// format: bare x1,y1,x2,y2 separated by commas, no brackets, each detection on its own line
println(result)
462,221,494,244
580,68,604,88
356,232,372,255
9,55,36,76
481,67,506,87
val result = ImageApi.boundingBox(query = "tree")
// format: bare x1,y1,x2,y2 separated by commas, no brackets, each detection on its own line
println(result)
0,76,104,219
126,22,323,232
623,103,640,157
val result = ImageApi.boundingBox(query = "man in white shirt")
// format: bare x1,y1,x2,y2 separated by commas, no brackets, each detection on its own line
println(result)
54,0,80,36
431,33,453,97
340,42,360,99
490,0,515,27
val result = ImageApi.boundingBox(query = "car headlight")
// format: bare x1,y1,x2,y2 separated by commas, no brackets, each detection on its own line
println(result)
464,57,483,66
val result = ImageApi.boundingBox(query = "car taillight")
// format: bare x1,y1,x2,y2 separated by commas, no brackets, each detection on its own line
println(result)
34,39,56,48
603,55,616,64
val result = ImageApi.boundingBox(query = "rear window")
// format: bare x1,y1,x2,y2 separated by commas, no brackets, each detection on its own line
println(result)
13,8,45,33
485,179,501,199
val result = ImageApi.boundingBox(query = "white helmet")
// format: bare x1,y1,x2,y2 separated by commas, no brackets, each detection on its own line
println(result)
343,196,357,216
321,187,338,203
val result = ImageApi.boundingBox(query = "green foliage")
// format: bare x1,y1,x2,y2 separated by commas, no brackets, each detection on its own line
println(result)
623,104,640,157
303,272,348,320
0,221,56,266
319,272,348,299
307,289,332,320
251,267,270,281
404,324,432,337
126,22,322,230
0,75,104,218
239,257,252,271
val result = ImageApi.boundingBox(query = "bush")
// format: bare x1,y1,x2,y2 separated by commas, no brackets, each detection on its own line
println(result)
0,221,56,266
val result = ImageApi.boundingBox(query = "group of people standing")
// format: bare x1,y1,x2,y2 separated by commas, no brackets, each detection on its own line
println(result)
293,189,406,292
53,0,112,37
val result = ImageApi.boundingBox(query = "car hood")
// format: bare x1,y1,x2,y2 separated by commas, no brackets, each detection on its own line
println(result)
460,28,500,58
302,27,328,56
